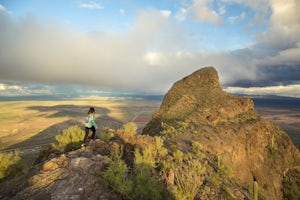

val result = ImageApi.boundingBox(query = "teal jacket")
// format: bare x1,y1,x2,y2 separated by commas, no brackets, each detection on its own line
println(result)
85,113,97,128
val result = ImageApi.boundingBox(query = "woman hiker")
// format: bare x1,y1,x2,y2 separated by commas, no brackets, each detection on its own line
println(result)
83,107,98,144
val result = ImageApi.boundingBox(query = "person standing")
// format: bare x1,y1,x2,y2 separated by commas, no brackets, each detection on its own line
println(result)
83,107,97,144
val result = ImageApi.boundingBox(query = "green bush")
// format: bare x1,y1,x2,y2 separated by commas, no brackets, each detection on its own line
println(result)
99,126,115,142
52,125,84,152
173,150,184,163
103,145,133,197
161,122,176,135
0,149,21,180
155,136,168,159
123,122,137,136
172,158,206,200
103,146,167,200
216,154,232,177
191,141,205,158
134,147,155,168
131,147,165,200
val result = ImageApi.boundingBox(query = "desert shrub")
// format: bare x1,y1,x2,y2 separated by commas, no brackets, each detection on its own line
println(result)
161,122,176,135
216,154,232,177
123,122,137,136
0,149,21,180
52,125,84,152
173,150,184,163
155,136,168,159
131,147,165,200
282,168,300,200
134,148,155,168
191,141,205,158
99,126,115,143
172,158,206,200
103,145,133,197
103,145,167,200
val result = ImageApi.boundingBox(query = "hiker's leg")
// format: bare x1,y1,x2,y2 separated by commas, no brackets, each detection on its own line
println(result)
91,126,96,140
84,127,89,143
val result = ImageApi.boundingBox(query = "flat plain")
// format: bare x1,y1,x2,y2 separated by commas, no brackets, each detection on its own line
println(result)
0,97,161,152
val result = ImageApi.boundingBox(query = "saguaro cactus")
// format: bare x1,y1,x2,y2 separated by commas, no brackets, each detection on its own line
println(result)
253,177,258,200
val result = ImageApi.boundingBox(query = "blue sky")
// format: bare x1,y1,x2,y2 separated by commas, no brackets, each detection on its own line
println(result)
0,0,299,97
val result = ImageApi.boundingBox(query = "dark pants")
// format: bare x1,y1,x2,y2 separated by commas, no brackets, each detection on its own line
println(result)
84,126,96,143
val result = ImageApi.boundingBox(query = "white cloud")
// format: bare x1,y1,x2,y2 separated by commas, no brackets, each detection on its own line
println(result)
218,5,226,15
0,4,6,11
225,84,300,98
175,8,187,21
160,10,171,18
228,12,246,24
239,12,246,21
0,9,193,94
228,16,238,24
190,0,222,25
0,83,25,96
79,1,104,9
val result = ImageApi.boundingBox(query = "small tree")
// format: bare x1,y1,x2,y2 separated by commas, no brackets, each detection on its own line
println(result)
0,149,21,179
52,125,84,152
123,122,137,136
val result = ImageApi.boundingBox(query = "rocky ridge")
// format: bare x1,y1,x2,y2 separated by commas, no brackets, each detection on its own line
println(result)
143,66,300,199
0,66,299,200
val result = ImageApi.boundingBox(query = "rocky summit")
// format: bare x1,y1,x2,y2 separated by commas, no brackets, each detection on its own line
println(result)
143,66,300,199
143,66,257,134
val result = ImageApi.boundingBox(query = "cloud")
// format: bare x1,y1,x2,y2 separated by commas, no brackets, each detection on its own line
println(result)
218,5,226,15
0,4,6,12
175,8,187,21
190,0,222,24
0,9,193,94
0,1,299,97
79,1,104,9
0,83,23,91
160,10,172,18
227,12,246,24
225,84,300,98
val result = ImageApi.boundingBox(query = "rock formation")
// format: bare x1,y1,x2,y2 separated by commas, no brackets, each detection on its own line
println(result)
143,66,300,199
143,67,257,134
0,141,121,200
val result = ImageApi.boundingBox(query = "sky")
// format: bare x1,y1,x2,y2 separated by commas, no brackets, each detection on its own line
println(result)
0,0,299,98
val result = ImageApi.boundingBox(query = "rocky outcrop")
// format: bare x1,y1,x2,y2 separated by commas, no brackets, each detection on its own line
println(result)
0,140,121,200
143,67,258,135
143,66,300,200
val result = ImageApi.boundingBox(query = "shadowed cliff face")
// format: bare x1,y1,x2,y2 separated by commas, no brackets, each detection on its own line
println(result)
143,66,300,200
